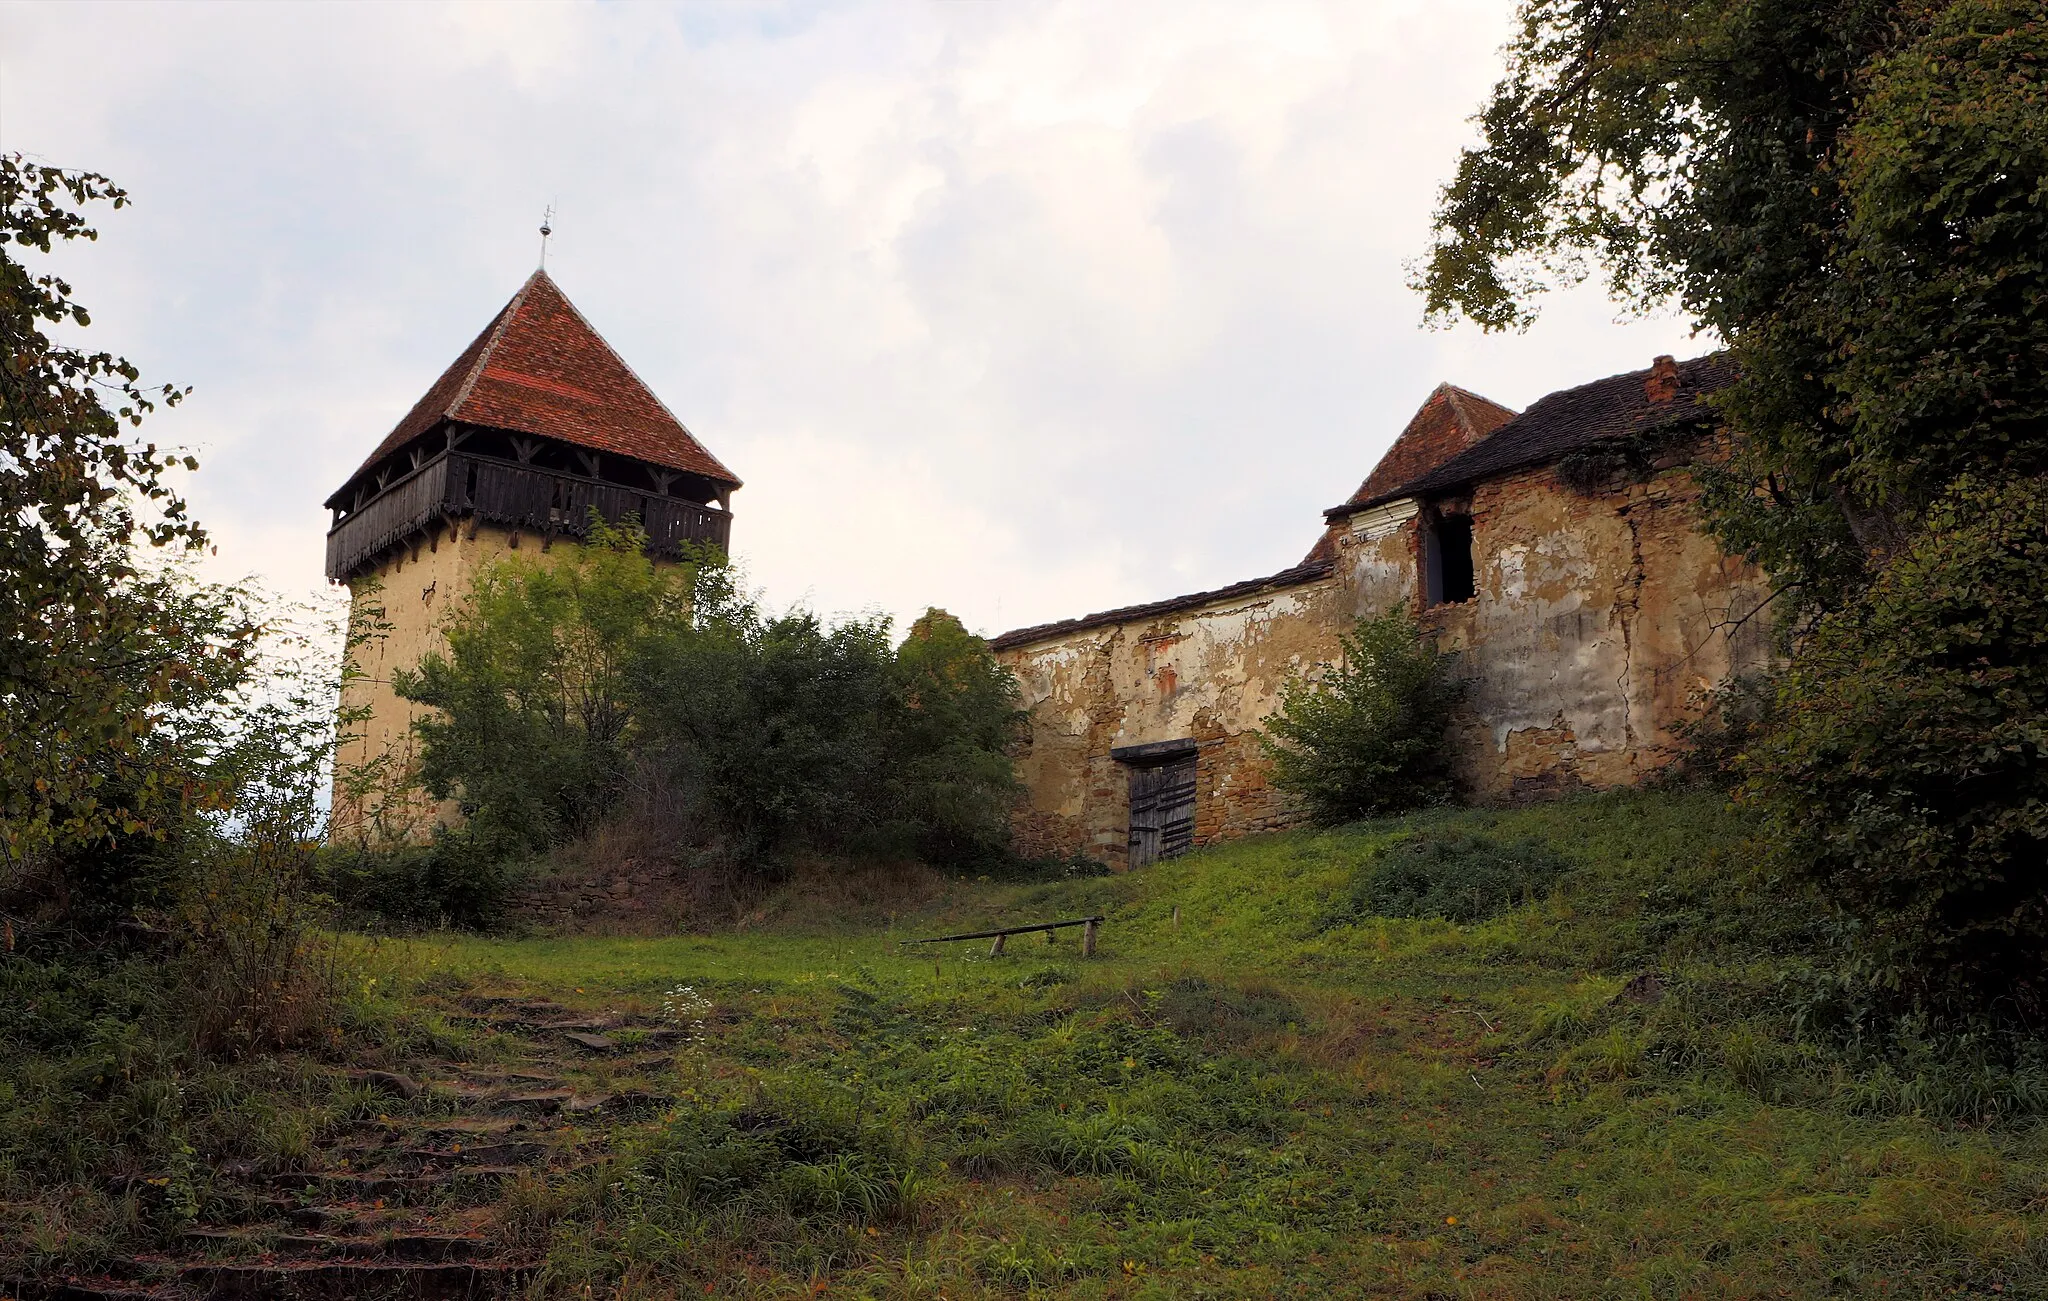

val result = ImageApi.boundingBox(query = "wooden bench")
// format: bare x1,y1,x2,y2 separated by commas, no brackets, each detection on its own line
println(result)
900,915,1103,957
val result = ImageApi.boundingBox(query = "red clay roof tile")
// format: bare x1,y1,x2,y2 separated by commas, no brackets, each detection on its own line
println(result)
1299,383,1515,558
1339,383,1517,510
1347,353,1735,511
342,270,739,491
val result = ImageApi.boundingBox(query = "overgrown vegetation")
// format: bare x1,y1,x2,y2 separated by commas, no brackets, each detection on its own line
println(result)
329,789,2048,1297
1739,476,2048,1022
1334,828,1571,924
0,153,243,927
1260,613,1466,824
1419,0,2048,1026
387,520,1024,901
0,154,434,1281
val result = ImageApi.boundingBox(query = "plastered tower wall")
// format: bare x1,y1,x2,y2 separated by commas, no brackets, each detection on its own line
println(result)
997,573,1344,868
330,519,534,843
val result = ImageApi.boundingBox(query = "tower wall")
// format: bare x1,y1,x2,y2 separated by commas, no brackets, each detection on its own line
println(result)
329,519,531,844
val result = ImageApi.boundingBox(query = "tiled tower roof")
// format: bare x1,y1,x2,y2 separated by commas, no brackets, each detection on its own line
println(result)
341,270,739,491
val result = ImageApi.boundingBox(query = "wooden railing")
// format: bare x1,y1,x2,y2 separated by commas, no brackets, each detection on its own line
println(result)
326,452,731,580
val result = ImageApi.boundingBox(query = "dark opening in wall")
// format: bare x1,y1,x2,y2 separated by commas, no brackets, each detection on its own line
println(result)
1111,738,1197,868
1425,514,1476,606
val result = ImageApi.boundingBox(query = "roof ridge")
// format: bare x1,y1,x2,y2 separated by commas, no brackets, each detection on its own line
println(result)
444,273,538,420
1441,384,1517,435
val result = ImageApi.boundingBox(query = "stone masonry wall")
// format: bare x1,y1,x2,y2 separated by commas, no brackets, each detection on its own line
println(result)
997,576,1345,869
1337,462,1775,800
1000,461,1774,865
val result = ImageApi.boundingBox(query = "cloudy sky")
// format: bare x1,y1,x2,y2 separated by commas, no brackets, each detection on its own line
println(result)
0,0,1704,638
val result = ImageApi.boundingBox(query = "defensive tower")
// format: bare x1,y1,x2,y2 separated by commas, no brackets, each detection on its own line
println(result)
325,270,740,840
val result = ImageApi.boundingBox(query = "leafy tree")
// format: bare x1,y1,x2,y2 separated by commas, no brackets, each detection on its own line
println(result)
632,603,901,860
1261,614,1466,824
1418,0,2048,620
1737,478,2048,1020
0,154,260,926
396,525,1022,875
886,609,1025,866
394,518,694,850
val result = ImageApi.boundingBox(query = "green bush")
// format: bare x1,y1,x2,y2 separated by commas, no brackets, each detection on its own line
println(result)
1260,613,1467,824
318,830,513,931
393,520,676,850
1337,828,1570,924
394,519,1024,875
1739,477,2048,1021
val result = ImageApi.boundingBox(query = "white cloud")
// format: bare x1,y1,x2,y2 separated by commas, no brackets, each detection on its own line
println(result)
0,0,1707,638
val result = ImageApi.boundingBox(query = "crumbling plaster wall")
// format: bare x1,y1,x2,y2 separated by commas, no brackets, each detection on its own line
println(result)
1001,461,1773,865
998,577,1344,868
1381,464,1775,799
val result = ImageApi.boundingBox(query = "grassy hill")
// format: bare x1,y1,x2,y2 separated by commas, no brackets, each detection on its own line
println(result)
7,789,2047,1297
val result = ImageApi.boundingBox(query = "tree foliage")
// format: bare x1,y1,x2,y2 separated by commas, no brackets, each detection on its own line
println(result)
1421,0,2048,1021
395,522,1024,872
394,520,682,851
1737,478,2048,1020
0,153,265,920
1419,0,2048,617
1260,614,1466,825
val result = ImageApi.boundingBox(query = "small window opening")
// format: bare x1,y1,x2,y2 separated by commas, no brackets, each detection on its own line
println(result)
1425,514,1476,606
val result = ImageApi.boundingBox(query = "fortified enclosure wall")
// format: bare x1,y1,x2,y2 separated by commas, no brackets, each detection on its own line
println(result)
996,571,1345,868
997,458,1774,868
1304,459,1776,803
1401,464,1776,799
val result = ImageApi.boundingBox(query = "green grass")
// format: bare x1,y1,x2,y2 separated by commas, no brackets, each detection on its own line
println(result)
368,790,2048,1297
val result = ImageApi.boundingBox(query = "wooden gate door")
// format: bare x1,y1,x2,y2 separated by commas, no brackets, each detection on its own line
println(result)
1127,752,1197,868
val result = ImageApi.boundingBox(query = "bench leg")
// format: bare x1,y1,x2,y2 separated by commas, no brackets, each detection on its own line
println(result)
1082,919,1098,957
989,933,1006,957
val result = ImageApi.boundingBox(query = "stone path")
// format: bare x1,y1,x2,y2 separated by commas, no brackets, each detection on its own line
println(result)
9,996,688,1300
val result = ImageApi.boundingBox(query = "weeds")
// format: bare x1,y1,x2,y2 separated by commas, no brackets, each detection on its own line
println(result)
17,789,2048,1295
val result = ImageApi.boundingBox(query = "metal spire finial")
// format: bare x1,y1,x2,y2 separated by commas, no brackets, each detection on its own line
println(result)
538,205,555,269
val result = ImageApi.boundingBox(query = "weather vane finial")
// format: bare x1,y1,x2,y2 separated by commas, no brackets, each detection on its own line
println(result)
538,204,555,270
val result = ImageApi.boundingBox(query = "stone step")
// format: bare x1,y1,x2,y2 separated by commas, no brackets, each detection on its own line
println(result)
344,1069,427,1101
264,1167,525,1202
487,1090,576,1116
384,1142,556,1173
561,1089,673,1117
413,1117,523,1138
442,1068,567,1087
180,1260,528,1300
180,1227,494,1265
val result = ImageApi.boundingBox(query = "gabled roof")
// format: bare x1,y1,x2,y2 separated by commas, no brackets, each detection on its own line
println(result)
1304,383,1515,554
1336,383,1518,513
337,270,739,495
1346,353,1735,512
